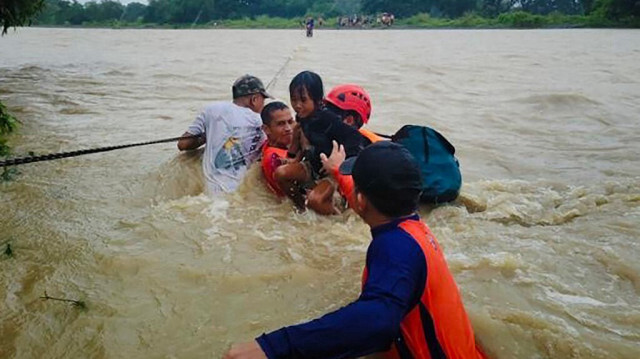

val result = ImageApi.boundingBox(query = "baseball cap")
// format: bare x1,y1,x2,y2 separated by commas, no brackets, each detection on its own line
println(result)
339,141,422,200
232,74,273,99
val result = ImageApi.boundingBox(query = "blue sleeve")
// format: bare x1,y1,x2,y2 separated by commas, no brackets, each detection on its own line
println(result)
256,229,426,359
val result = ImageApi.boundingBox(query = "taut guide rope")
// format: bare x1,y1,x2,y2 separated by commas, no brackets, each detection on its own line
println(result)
1,46,300,168
0,135,199,167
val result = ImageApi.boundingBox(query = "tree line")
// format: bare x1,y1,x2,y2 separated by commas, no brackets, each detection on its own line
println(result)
28,0,640,27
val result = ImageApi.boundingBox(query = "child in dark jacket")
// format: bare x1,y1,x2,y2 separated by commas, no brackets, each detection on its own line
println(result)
273,71,370,214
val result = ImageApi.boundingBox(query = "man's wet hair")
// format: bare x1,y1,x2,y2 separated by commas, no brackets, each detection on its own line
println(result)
261,101,290,126
289,71,324,109
357,186,420,218
344,142,423,218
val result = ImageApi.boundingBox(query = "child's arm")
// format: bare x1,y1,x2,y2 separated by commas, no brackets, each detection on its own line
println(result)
320,141,356,209
285,124,304,162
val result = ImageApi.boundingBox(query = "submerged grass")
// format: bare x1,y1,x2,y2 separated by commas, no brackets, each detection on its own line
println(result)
4,243,12,257
0,101,19,157
41,291,87,309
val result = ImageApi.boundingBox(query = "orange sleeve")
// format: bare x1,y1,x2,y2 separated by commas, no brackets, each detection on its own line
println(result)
332,167,356,209
262,145,287,197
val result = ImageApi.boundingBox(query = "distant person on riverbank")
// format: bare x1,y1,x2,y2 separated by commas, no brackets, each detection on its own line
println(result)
260,101,295,197
224,141,488,359
380,12,395,27
306,17,314,37
177,74,270,194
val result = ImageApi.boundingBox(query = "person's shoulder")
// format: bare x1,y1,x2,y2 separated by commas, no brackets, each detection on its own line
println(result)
201,101,228,113
262,147,287,168
263,143,286,155
369,227,425,267
208,102,257,118
372,222,424,253
374,226,417,244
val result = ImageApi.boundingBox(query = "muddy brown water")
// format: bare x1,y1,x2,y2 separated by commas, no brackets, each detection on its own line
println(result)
1,28,639,358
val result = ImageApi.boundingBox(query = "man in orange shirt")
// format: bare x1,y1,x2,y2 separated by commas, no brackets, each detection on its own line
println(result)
260,101,295,197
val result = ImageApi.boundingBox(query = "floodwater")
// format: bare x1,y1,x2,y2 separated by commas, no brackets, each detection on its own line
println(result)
1,28,639,358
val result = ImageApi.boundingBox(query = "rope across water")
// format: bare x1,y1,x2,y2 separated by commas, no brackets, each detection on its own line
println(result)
1,45,300,168
264,47,299,92
0,135,199,167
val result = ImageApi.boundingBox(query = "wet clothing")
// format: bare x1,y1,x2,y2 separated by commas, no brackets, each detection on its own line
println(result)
299,108,370,177
261,143,288,197
333,128,386,209
331,166,356,210
186,102,265,194
371,218,487,359
256,215,485,359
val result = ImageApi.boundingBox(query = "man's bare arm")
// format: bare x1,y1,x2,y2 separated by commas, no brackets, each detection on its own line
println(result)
177,132,205,151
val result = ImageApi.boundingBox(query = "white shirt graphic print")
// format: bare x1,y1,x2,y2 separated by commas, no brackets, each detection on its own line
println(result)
187,102,265,194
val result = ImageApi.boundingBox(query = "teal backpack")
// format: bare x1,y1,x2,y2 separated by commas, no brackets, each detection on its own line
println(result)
390,125,461,204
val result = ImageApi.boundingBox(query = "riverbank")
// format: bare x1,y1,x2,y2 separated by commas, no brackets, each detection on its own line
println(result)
33,12,640,30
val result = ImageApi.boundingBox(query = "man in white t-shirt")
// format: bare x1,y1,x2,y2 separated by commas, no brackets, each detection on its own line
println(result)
178,75,271,194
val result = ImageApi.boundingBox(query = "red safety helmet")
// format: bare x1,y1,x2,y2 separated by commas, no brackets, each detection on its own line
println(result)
324,84,372,125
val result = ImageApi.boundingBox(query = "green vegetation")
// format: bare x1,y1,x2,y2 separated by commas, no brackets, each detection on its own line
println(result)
0,102,19,157
0,0,45,34
1,167,19,182
0,103,20,181
0,0,38,162
393,11,618,28
0,0,637,31
26,0,639,29
211,16,302,29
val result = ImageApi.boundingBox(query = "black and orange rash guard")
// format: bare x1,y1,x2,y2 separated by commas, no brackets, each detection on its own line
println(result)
261,143,288,197
255,215,486,359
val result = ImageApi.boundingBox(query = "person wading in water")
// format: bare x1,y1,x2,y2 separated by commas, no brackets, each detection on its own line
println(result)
177,75,271,194
225,141,488,359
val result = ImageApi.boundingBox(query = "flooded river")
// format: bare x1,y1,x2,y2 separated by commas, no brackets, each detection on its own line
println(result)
1,28,639,358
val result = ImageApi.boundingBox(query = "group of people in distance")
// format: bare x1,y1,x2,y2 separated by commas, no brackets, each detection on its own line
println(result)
178,73,488,359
